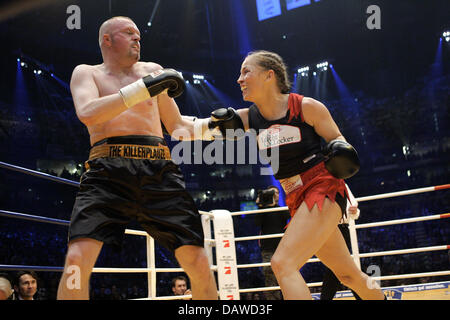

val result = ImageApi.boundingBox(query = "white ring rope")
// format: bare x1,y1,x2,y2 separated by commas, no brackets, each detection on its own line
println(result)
57,183,450,299
355,213,449,229
194,184,450,299
1,183,448,300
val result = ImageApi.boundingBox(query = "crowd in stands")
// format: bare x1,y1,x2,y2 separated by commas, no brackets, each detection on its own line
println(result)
0,69,448,299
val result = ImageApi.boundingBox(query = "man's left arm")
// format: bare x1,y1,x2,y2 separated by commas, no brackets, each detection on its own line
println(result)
157,93,197,140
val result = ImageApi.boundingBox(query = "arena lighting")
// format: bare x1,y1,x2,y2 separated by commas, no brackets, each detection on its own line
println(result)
316,61,329,71
19,55,52,76
297,66,309,77
443,31,450,42
192,74,205,85
17,55,69,90
147,0,160,28
297,66,309,73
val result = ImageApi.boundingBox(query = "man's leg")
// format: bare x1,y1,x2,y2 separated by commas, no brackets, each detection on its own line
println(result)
175,245,218,300
57,238,103,300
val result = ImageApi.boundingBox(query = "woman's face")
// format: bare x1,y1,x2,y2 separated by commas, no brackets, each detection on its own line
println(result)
237,55,268,102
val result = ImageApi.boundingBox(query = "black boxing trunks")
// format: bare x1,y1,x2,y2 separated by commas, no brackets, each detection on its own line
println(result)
68,135,204,252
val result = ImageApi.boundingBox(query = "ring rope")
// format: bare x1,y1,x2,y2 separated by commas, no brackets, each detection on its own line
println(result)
1,201,448,273
0,209,148,236
355,184,450,202
355,213,449,229
230,184,450,217
358,245,449,258
0,161,80,187
0,209,69,226
1,160,449,298
209,245,449,270
203,212,449,243
227,269,450,295
1,160,448,200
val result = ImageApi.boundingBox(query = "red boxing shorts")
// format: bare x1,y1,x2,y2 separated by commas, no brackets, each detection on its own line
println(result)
280,162,348,219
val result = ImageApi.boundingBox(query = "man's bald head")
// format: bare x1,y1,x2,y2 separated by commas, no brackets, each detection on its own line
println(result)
0,275,12,300
98,16,134,48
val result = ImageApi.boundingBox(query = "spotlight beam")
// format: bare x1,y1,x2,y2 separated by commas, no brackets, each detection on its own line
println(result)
147,0,161,27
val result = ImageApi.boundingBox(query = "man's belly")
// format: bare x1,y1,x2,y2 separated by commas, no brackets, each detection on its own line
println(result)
88,111,163,145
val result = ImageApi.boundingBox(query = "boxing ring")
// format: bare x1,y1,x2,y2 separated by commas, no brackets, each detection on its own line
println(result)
0,160,449,300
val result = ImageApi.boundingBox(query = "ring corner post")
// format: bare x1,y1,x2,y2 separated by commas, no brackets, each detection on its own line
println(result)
210,210,240,300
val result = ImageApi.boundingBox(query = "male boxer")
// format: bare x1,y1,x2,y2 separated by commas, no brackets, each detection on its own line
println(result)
57,16,217,300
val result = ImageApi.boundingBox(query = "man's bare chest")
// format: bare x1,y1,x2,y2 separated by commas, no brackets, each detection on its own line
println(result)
94,72,144,97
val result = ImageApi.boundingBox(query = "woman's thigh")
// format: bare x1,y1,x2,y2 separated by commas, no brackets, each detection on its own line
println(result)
273,197,342,269
315,227,361,278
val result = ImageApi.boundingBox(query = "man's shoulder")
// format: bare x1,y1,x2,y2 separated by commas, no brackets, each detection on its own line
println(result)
137,61,163,72
72,63,102,77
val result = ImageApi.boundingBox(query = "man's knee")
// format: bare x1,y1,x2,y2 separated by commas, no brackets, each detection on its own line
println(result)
177,246,211,275
190,248,210,272
65,249,84,268
64,240,100,273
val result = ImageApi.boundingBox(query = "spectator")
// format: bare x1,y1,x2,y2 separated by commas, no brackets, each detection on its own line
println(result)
0,273,13,300
14,271,38,300
171,276,192,300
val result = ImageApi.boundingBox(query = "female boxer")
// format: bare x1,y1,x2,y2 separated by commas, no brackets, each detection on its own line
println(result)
198,50,385,300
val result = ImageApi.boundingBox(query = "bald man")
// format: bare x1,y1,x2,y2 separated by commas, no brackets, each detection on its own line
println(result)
56,16,217,300
0,274,13,300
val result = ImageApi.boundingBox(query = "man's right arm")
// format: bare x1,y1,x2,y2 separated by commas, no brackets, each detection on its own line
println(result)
71,65,185,127
70,64,128,127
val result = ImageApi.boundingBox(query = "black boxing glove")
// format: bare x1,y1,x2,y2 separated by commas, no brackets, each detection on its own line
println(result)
193,107,245,140
209,107,245,140
119,68,185,108
323,139,360,179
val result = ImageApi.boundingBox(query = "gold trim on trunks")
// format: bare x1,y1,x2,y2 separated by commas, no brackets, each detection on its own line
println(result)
88,143,171,162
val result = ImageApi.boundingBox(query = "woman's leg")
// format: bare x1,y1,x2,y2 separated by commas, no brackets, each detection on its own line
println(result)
270,198,342,300
315,228,385,300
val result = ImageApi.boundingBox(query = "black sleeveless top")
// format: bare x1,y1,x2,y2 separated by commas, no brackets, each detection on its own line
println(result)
247,93,324,180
